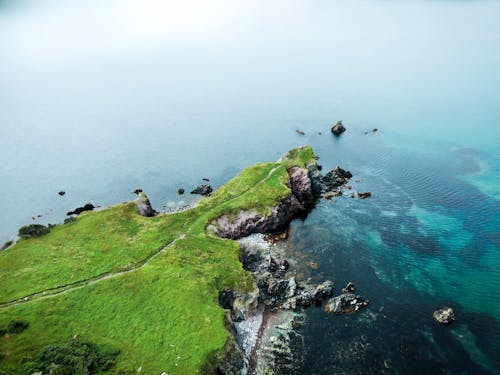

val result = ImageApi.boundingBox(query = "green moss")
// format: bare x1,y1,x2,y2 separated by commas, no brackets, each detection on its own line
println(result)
0,146,314,374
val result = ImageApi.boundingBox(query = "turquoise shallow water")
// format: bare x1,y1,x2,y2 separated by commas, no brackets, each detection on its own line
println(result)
1,0,499,373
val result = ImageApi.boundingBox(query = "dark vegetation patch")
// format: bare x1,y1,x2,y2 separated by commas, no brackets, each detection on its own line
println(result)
18,225,51,240
17,338,120,375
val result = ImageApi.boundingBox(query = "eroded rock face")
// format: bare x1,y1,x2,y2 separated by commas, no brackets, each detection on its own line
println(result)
288,167,315,207
433,307,455,325
212,167,314,240
213,193,306,240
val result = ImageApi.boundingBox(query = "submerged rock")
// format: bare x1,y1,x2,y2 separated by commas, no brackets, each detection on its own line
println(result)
324,293,369,314
296,130,305,136
331,120,346,136
58,191,65,196
357,192,372,199
177,188,185,195
433,307,455,325
190,184,213,196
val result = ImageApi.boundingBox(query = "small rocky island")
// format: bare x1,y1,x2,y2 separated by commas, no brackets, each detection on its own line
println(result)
0,145,368,375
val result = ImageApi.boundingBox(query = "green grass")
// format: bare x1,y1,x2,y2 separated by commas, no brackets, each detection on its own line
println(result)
0,145,315,374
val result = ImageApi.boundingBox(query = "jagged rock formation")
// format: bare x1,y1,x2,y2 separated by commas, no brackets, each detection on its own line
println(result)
433,307,455,325
331,120,346,136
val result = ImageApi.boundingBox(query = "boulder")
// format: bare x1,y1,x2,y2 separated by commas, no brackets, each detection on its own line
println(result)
135,195,156,217
178,188,185,195
324,293,368,314
331,120,346,136
433,307,455,325
341,282,355,293
190,184,213,196
357,192,372,199
58,191,66,196
67,203,95,216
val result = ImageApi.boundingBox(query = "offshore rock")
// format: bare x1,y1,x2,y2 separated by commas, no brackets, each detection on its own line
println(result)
331,120,346,136
324,293,369,314
282,280,334,310
357,192,372,199
342,282,355,293
433,307,455,325
322,166,353,191
190,184,213,196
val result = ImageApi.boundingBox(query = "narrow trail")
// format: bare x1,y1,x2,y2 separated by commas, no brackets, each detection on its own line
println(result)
0,236,184,310
1,164,287,310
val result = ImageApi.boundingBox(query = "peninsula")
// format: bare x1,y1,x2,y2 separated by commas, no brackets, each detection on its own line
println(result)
0,146,325,374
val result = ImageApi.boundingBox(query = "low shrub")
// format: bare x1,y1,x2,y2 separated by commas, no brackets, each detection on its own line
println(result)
18,224,51,240
17,337,120,375
7,320,29,334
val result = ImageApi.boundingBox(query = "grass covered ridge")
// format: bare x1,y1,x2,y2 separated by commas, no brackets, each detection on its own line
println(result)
0,145,316,374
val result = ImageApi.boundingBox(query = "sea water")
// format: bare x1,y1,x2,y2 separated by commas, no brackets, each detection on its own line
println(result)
0,0,499,373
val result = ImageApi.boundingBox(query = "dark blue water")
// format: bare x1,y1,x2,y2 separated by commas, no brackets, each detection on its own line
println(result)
1,0,499,373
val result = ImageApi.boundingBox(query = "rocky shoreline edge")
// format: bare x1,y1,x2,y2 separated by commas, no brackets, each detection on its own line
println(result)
213,158,370,374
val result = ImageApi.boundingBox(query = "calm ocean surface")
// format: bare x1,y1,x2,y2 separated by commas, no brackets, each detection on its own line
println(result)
1,0,499,373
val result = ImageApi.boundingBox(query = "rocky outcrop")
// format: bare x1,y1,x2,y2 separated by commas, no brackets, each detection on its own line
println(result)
331,120,346,136
191,184,213,196
212,167,315,240
433,307,455,325
324,293,369,314
67,203,95,216
133,193,156,217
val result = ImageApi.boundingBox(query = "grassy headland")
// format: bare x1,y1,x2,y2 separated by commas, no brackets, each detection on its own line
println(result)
0,146,316,374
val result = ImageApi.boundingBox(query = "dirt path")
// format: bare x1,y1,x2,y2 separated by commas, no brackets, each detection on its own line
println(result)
0,236,183,310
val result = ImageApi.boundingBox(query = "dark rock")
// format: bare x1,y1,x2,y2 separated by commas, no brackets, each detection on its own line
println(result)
58,191,65,196
202,178,210,182
322,166,352,191
373,128,378,132
331,120,346,136
433,307,455,325
357,192,372,199
324,293,368,314
178,188,185,195
268,257,279,272
219,291,235,310
132,189,143,195
307,164,323,197
282,280,334,309
1,240,13,251
278,259,290,272
341,282,355,293
268,278,297,300
317,165,323,171
67,203,95,216
296,130,305,135
191,184,213,196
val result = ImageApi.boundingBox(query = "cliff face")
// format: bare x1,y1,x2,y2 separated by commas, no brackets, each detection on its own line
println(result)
212,166,315,240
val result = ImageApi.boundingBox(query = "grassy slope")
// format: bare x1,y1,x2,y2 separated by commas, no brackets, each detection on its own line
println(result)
0,146,315,374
